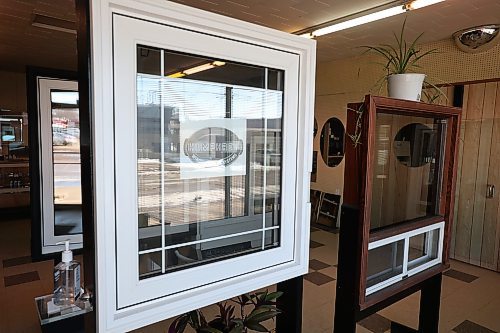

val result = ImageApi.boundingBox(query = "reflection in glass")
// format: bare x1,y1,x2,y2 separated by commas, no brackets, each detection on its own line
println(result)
137,46,284,279
394,123,438,167
408,229,439,271
366,240,404,289
51,90,82,236
320,118,345,167
370,115,447,230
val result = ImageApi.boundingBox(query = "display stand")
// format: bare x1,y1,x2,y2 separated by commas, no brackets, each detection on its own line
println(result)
35,292,92,333
334,96,461,332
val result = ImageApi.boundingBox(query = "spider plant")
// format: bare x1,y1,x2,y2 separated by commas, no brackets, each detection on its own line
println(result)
361,18,447,103
362,18,438,76
168,290,282,333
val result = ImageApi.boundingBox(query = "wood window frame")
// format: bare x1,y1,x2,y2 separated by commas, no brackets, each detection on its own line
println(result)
343,95,461,310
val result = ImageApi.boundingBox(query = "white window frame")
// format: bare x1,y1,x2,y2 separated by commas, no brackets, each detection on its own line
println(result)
37,78,82,254
90,1,316,332
365,221,445,296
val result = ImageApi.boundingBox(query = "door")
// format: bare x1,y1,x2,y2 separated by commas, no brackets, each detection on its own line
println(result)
451,82,500,271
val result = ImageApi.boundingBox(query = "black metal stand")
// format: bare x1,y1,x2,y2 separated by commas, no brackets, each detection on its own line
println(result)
276,276,303,333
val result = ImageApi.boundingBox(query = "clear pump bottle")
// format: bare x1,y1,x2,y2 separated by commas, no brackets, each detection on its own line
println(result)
53,240,81,307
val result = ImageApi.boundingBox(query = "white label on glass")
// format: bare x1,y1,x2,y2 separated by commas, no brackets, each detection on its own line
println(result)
180,119,247,179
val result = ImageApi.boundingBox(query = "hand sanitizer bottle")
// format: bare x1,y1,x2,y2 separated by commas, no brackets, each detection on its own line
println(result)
53,240,81,307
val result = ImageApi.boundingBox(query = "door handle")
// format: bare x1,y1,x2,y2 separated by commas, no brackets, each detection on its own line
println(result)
487,184,495,199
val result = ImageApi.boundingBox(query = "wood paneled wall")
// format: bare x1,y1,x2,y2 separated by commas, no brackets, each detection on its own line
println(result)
450,82,500,271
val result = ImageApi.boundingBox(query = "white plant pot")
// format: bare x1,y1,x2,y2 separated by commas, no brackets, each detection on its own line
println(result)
387,73,426,101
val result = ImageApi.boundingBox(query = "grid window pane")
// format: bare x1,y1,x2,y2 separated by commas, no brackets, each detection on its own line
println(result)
137,46,284,279
366,240,404,289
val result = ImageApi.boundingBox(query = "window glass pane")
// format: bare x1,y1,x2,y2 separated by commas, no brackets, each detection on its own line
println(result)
51,90,82,236
366,240,404,289
408,229,440,271
139,252,162,279
137,46,284,279
163,231,263,273
370,114,447,230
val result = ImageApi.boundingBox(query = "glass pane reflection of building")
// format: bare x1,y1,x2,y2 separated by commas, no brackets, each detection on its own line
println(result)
137,46,283,279
50,91,82,236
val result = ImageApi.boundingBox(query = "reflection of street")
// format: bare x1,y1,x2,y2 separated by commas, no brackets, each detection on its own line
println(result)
53,143,81,205
138,158,280,227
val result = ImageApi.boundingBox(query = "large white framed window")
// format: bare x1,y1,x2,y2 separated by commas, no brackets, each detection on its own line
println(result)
91,1,316,331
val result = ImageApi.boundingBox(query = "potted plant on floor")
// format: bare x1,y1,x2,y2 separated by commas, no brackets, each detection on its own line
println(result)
362,18,439,101
168,290,282,333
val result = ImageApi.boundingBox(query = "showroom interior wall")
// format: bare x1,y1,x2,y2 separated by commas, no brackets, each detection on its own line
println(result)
312,39,500,196
0,70,29,144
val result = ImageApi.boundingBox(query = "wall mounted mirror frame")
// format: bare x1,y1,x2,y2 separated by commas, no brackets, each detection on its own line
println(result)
340,95,461,309
320,117,345,167
27,67,83,261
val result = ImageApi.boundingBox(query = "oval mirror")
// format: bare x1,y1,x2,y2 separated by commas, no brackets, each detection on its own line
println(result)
320,117,345,167
394,123,437,167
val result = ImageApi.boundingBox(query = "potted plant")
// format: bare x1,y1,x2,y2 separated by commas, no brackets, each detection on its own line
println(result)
168,290,282,333
362,18,438,101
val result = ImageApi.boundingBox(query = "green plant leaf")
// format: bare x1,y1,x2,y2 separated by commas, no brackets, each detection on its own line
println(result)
247,310,281,324
247,307,270,320
264,291,283,302
189,311,201,329
168,315,190,333
245,322,269,332
200,328,224,333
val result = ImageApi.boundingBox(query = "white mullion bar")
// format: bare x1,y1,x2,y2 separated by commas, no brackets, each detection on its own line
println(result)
160,50,166,274
261,68,269,250
138,225,281,256
139,228,264,255
264,225,280,231
402,235,409,276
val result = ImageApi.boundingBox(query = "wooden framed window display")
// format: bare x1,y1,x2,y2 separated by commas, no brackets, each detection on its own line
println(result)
341,95,461,309
90,0,316,331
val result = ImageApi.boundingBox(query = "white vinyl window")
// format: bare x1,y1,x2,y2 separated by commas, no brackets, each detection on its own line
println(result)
365,221,445,296
91,1,316,331
37,78,82,254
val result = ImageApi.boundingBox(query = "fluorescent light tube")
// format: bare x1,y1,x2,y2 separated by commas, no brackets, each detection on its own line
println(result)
167,72,186,78
313,5,406,37
183,63,215,75
407,0,445,10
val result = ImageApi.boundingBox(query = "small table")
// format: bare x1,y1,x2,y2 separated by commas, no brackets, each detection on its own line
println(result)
35,292,93,333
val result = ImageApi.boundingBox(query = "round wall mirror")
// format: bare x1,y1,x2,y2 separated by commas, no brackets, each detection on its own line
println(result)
394,123,437,167
320,117,345,167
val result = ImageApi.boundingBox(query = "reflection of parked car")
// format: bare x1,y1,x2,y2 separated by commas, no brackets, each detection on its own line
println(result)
53,132,79,146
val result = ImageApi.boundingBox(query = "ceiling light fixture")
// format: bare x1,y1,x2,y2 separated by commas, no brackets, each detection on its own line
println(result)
406,0,444,10
313,5,406,37
301,0,445,38
167,61,226,78
32,14,76,34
